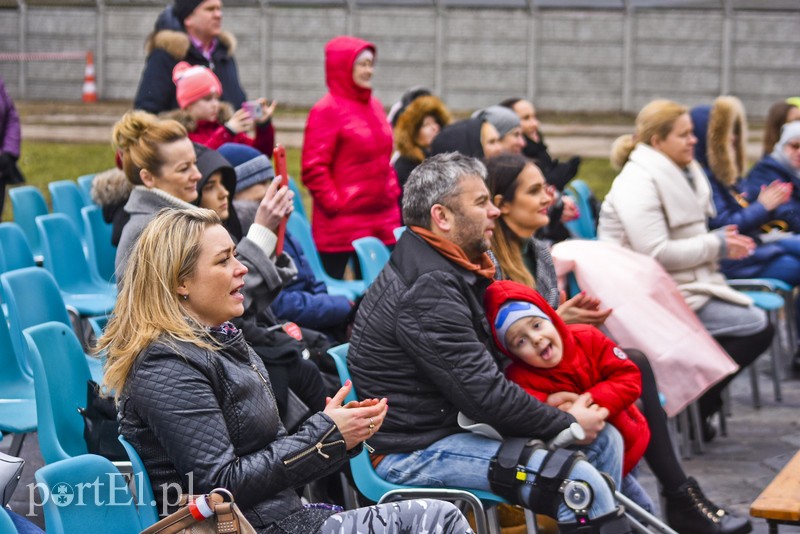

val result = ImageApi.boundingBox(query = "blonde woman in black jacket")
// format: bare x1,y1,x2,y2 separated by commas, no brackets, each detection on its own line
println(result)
98,208,473,534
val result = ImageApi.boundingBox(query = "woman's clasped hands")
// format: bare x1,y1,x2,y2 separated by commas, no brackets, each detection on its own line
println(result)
324,380,388,450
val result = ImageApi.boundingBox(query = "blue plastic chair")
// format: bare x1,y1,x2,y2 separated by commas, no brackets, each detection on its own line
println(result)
118,436,159,528
82,205,117,283
37,213,117,318
0,267,104,382
0,222,36,274
286,213,365,300
8,185,48,261
48,180,89,242
77,173,97,206
287,176,308,220
326,343,513,534
35,454,142,533
563,179,597,240
393,226,406,241
24,322,91,464
351,237,391,287
0,314,37,457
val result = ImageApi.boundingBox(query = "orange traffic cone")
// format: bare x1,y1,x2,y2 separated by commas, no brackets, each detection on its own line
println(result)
82,51,97,103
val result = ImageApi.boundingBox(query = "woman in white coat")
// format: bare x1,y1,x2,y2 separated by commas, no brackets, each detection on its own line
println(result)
598,99,774,440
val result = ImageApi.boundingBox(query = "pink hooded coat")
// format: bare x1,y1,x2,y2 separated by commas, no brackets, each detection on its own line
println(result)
301,36,401,253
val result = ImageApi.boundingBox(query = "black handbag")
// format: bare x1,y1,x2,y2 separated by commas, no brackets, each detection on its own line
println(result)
0,452,24,507
77,380,128,461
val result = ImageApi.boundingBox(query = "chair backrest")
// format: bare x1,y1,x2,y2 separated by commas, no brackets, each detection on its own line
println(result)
393,226,406,241
77,173,97,206
0,306,35,397
118,436,159,527
24,321,91,464
1,267,72,375
0,222,36,274
286,212,334,283
37,213,96,291
563,179,597,240
352,237,391,287
8,186,48,259
82,205,116,283
35,454,142,534
48,180,88,241
287,176,308,220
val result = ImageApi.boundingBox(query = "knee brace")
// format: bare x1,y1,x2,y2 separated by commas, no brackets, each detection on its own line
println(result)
488,438,591,522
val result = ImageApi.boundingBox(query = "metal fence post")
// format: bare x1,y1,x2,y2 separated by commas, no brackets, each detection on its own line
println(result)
96,0,105,99
622,0,634,113
720,0,733,95
525,0,538,104
433,0,444,98
17,0,26,97
259,0,271,100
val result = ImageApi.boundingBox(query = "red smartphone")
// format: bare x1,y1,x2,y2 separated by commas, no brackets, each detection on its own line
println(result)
273,144,289,255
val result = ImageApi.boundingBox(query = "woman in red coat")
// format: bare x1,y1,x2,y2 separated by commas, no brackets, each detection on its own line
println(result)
301,36,401,279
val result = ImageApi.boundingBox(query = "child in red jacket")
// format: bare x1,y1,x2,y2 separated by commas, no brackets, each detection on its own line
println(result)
167,62,275,156
484,279,654,511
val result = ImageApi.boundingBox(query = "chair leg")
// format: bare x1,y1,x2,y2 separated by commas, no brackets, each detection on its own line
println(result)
768,310,783,403
677,409,692,460
8,433,26,457
750,362,762,409
717,391,728,438
523,509,540,533
486,505,502,534
688,402,704,455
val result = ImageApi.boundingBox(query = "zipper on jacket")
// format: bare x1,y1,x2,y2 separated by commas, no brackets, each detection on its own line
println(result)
283,425,345,465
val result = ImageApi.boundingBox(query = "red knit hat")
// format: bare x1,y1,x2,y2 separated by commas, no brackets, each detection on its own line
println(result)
172,61,222,109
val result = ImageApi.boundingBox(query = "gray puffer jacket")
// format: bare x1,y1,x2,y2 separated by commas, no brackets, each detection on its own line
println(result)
119,329,350,530
348,229,575,454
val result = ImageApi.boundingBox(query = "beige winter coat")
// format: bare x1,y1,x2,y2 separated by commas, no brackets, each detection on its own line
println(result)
598,143,751,310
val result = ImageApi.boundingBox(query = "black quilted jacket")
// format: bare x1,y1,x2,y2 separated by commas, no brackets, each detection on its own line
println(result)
119,330,349,530
348,229,575,454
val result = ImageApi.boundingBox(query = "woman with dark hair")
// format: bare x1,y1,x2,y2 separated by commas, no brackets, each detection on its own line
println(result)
762,100,800,157
486,152,753,534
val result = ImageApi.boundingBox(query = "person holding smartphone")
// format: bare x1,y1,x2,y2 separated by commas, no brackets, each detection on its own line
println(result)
165,62,276,156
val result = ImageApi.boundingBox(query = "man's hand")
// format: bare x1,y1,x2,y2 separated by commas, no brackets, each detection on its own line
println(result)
566,393,609,444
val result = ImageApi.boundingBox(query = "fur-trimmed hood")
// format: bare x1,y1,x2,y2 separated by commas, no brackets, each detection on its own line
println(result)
160,101,235,132
90,167,133,209
393,95,452,163
145,29,237,60
690,96,747,186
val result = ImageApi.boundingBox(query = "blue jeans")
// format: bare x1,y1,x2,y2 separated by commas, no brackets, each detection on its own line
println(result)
375,425,623,523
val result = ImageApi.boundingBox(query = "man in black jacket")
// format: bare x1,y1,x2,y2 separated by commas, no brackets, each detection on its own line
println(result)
133,0,246,114
348,153,631,532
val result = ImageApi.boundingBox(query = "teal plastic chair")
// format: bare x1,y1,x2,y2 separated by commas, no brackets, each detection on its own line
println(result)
8,185,48,261
82,205,117,283
0,313,37,457
48,180,89,242
326,343,513,534
287,176,308,220
0,507,18,533
351,236,391,287
738,290,785,407
118,436,159,528
77,173,97,206
0,267,104,382
563,179,597,240
35,454,142,533
36,213,117,317
393,226,406,241
24,322,91,464
286,213,365,300
0,222,36,274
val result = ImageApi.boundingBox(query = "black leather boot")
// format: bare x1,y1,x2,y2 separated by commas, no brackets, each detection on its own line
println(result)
663,477,752,534
558,506,633,533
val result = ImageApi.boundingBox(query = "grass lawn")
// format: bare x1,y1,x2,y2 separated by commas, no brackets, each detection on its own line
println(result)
3,140,616,221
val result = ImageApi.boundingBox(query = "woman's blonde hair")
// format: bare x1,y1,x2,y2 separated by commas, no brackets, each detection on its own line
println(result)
98,208,221,397
112,110,188,185
610,99,688,170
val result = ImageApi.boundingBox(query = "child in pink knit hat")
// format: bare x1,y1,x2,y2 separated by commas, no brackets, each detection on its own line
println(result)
168,61,276,155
